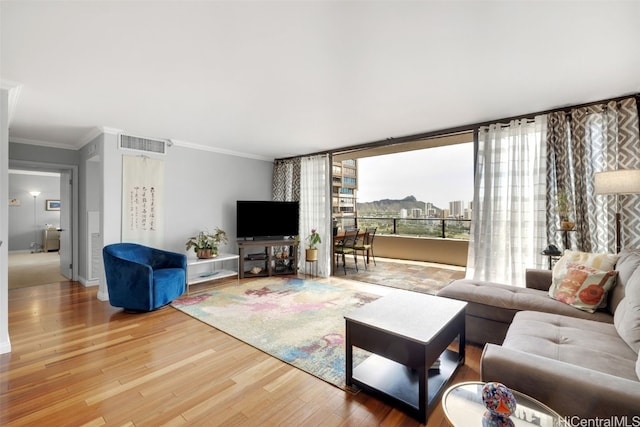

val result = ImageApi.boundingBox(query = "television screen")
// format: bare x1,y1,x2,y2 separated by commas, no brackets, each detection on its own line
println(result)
236,200,299,240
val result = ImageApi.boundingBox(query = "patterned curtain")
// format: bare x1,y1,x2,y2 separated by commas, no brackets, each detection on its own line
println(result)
466,116,548,285
546,97,640,253
272,158,301,202
546,111,575,249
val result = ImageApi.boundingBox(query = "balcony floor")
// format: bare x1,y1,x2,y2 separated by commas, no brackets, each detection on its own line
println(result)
332,256,466,295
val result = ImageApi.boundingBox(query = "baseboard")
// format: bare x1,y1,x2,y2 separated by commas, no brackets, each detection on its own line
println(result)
78,276,99,287
0,338,12,355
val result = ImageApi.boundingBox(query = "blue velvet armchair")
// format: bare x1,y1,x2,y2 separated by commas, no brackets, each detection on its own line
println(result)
103,243,187,312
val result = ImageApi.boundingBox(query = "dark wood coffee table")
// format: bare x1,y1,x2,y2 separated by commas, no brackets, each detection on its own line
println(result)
345,290,466,423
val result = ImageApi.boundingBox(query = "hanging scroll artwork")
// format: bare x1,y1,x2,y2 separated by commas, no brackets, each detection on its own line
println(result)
122,155,164,247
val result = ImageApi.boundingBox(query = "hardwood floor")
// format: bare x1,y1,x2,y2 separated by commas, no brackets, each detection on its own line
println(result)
1,280,482,426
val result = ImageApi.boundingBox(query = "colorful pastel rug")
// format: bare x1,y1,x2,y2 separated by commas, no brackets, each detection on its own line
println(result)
171,277,383,389
334,258,466,295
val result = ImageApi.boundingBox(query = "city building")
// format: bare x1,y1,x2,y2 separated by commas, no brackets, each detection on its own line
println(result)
425,202,439,218
331,159,358,231
449,200,465,218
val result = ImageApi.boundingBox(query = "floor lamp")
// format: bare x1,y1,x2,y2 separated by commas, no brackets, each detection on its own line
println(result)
594,169,640,253
29,191,41,252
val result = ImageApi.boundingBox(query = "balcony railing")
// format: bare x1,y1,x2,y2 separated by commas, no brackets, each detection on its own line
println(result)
352,217,471,240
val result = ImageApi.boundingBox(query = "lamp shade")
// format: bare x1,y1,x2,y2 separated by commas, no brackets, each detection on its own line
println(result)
594,169,640,195
29,191,41,197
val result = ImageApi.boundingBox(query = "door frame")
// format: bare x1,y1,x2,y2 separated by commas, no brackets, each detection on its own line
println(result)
8,160,78,282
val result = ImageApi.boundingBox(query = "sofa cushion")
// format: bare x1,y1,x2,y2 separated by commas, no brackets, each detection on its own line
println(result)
610,249,640,313
438,279,613,323
614,264,640,354
503,311,638,381
549,262,617,313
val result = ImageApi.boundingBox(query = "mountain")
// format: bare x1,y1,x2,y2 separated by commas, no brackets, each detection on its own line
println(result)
357,196,441,216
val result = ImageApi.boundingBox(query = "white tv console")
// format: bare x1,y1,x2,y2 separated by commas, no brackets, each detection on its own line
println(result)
186,253,239,293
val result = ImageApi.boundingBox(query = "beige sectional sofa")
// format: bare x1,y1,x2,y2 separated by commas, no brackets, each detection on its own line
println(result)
437,249,640,418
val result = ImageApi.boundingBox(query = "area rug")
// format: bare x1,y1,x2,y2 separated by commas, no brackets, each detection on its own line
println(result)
333,258,466,295
171,276,382,389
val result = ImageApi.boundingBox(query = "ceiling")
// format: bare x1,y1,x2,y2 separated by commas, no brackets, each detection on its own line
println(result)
2,1,639,161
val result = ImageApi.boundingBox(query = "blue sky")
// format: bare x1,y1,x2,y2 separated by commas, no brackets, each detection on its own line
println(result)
356,142,474,209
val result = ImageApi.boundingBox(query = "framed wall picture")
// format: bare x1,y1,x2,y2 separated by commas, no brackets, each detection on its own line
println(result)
46,199,61,211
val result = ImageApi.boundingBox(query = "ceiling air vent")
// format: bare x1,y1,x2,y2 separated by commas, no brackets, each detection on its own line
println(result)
119,134,167,155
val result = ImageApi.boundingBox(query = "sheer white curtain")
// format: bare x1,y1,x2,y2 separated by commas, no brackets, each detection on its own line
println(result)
466,116,547,285
299,154,331,277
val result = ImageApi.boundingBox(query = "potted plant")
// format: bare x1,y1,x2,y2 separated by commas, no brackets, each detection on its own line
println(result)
185,228,228,259
557,189,575,230
305,228,321,261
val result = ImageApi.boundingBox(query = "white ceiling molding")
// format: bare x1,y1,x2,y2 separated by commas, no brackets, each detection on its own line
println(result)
77,126,123,148
102,127,122,135
169,138,274,162
8,136,76,150
77,127,103,148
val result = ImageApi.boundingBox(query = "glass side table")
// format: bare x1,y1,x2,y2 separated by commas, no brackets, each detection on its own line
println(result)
442,381,569,427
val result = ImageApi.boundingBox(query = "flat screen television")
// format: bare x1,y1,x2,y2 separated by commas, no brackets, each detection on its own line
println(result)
236,200,299,240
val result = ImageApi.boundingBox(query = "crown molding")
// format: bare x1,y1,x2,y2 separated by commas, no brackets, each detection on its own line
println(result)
101,126,122,135
9,136,77,150
77,126,123,147
10,126,122,151
169,138,273,162
11,125,273,162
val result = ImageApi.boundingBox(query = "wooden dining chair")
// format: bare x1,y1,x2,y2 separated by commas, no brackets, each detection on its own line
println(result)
354,227,377,268
334,228,360,274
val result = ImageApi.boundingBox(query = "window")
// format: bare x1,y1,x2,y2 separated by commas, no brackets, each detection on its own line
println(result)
332,132,474,238
343,177,356,186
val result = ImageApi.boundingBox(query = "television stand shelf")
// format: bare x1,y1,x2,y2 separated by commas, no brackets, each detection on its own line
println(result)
238,239,298,279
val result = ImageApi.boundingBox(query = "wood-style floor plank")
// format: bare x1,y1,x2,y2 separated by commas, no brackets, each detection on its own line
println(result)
1,281,482,426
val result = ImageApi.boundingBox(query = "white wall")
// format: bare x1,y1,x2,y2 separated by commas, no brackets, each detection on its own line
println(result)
163,144,274,255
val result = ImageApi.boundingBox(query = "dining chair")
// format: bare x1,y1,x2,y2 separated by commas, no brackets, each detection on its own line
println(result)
334,228,360,274
354,227,377,268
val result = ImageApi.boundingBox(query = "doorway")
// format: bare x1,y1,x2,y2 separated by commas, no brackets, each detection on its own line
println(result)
7,162,77,289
